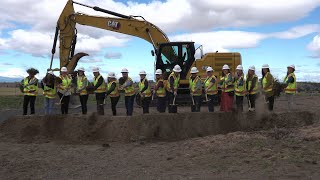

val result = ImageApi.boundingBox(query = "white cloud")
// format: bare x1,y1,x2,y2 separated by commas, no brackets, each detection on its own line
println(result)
104,52,122,59
307,34,320,58
0,68,27,78
269,24,320,39
79,59,103,63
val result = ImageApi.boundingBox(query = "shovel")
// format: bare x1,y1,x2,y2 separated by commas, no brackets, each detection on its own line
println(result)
169,94,177,106
203,94,211,102
191,94,195,106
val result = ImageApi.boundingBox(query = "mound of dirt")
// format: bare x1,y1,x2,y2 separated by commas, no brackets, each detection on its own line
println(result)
0,111,316,144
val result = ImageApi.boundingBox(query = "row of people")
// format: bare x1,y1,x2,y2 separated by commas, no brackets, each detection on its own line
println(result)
21,63,296,115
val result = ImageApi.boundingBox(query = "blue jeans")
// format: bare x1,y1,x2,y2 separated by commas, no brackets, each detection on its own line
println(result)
44,97,55,115
125,95,135,116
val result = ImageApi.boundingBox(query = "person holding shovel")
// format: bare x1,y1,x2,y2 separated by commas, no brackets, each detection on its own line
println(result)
21,68,39,115
92,67,106,115
76,67,89,115
261,64,275,112
57,67,72,115
234,65,246,113
138,70,151,114
154,69,166,113
219,64,234,112
189,67,202,112
106,72,120,116
246,65,258,112
42,70,56,115
167,65,181,113
204,66,218,112
119,68,135,116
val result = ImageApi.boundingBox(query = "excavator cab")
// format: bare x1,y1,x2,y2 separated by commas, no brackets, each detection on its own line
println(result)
155,42,195,80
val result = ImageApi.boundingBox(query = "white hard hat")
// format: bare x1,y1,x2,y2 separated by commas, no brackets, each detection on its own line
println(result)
121,68,128,73
173,65,182,72
236,65,243,71
108,72,116,78
92,67,100,73
77,67,85,72
249,65,255,71
47,70,54,75
206,66,214,72
155,69,162,75
190,67,199,74
139,70,147,75
287,64,295,69
222,64,230,70
262,64,270,69
61,67,68,72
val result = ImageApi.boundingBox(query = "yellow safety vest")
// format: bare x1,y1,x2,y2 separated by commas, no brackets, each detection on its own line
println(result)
107,81,120,97
167,72,180,92
43,85,56,99
262,72,273,92
77,75,88,95
155,79,166,97
246,74,258,95
124,77,135,96
204,75,218,95
221,73,234,93
189,75,202,96
58,75,72,91
23,77,38,96
139,78,151,97
235,74,246,96
284,73,297,94
93,75,106,93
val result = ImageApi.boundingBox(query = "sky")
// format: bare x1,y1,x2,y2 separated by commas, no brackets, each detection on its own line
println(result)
0,0,320,82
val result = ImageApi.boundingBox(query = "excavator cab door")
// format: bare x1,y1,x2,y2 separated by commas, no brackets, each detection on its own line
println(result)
156,42,195,80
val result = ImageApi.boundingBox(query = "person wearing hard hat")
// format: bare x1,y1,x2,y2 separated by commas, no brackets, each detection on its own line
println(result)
261,64,275,112
204,67,218,112
189,67,202,112
219,64,234,112
42,70,56,115
234,65,246,113
92,67,106,115
106,72,120,116
283,64,297,111
154,69,166,113
167,64,181,113
76,67,89,115
138,70,151,114
21,68,39,115
246,65,258,111
119,68,135,116
57,67,73,114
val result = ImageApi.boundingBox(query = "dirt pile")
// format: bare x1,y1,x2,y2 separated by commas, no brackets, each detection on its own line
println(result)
0,111,316,144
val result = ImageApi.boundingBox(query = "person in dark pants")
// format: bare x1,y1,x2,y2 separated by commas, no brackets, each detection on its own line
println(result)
261,64,275,112
154,69,166,113
138,70,151,114
76,67,89,114
167,65,181,113
119,68,135,116
106,72,120,116
204,67,218,112
21,68,39,115
246,65,258,111
92,67,106,115
57,67,72,115
189,67,202,112
235,65,246,113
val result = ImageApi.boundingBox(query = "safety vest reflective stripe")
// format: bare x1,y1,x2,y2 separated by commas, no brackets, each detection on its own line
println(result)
167,72,180,92
246,74,258,95
189,75,202,96
23,77,38,96
284,73,297,94
139,78,151,97
93,75,106,93
108,81,119,97
156,79,166,97
221,73,234,93
43,85,56,98
77,76,88,95
204,75,218,95
235,75,246,96
124,77,135,96
262,72,273,92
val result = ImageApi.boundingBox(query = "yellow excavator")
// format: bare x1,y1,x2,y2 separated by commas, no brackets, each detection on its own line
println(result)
50,0,242,102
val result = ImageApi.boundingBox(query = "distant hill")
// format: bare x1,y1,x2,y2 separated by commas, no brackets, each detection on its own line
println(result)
0,76,22,83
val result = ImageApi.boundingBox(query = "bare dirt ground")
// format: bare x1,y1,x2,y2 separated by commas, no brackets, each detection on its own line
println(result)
0,95,320,179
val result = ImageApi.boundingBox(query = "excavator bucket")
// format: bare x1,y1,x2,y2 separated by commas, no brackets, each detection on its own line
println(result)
66,52,89,72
